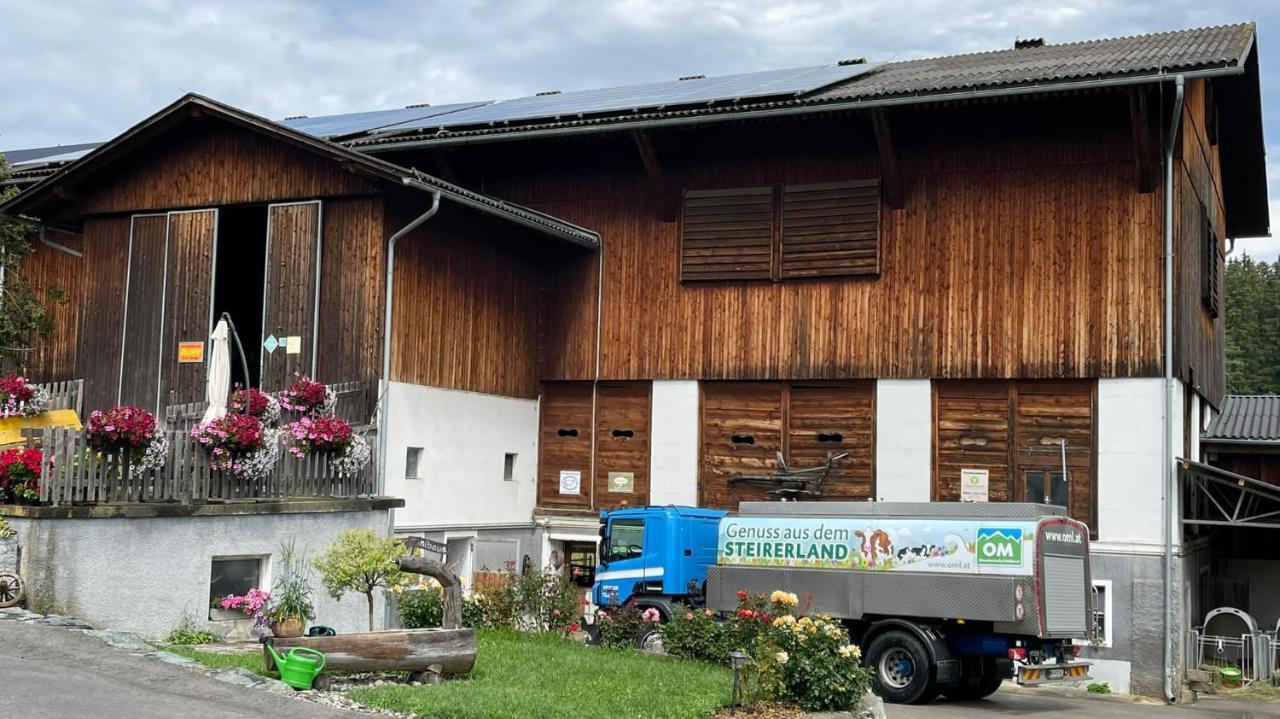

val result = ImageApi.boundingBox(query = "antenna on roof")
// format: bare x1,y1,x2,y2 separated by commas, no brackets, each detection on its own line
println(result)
1014,37,1045,49
678,74,706,81
405,102,432,108
837,58,866,66
283,115,308,120
536,90,562,96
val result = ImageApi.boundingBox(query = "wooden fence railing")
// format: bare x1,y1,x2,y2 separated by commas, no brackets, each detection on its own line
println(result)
30,426,377,506
163,379,379,433
35,379,83,416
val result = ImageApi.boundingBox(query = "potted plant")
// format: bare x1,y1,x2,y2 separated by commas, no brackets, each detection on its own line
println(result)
284,415,371,476
218,587,272,631
86,405,169,472
0,448,42,505
0,375,49,418
268,539,315,638
190,413,281,480
279,376,335,417
229,386,282,425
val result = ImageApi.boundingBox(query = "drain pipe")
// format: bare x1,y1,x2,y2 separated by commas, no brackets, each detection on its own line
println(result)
1162,74,1185,704
378,180,441,495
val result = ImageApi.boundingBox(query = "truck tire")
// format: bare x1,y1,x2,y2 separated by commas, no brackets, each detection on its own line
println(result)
866,630,939,704
942,658,1004,701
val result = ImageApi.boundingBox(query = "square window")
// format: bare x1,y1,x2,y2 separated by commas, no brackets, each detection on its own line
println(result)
1023,470,1068,508
503,453,517,481
406,447,423,479
210,557,263,604
1076,579,1113,649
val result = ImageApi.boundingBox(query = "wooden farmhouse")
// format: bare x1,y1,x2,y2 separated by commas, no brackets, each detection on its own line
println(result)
1,23,1272,695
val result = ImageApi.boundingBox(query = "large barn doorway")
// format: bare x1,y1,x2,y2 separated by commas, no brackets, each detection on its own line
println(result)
211,204,268,388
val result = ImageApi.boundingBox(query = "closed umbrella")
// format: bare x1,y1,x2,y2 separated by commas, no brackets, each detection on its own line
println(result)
201,319,231,424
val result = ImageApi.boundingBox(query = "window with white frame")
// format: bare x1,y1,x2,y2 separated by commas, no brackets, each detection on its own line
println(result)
1083,579,1112,648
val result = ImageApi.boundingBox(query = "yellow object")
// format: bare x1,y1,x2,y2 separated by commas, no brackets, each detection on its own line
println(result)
0,410,82,447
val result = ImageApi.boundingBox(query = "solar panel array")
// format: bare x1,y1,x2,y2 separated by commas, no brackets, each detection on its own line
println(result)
371,63,876,134
278,101,492,139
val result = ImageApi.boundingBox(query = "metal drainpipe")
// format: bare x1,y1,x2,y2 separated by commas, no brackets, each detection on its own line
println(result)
378,181,442,496
1162,74,1185,704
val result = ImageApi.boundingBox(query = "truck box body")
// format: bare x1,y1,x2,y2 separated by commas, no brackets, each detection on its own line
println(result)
705,502,1091,640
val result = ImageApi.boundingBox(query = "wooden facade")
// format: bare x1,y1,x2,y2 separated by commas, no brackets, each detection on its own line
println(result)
14,229,83,381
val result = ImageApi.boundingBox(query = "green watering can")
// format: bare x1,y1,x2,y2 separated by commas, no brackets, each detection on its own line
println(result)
265,644,326,690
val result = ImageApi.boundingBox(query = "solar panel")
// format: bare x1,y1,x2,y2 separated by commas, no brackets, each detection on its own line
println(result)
373,63,876,134
2,142,101,166
279,101,492,138
7,147,97,167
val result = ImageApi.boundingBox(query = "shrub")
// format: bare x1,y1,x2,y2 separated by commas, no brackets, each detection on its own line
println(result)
167,612,219,645
1088,682,1111,694
396,578,444,629
596,603,648,649
661,604,732,662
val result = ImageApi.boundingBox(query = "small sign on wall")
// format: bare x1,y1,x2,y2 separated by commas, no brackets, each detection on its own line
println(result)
607,472,635,493
177,341,205,363
558,470,582,496
960,468,990,502
286,335,302,355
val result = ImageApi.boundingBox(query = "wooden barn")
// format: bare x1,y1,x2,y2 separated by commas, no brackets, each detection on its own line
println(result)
2,23,1270,697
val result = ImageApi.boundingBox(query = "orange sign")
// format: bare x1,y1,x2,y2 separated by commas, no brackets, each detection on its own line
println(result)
177,341,205,363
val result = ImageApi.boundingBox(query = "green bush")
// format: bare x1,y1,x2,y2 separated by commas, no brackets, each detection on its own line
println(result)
166,613,218,645
661,604,733,662
398,586,444,629
393,570,583,633
1087,682,1111,694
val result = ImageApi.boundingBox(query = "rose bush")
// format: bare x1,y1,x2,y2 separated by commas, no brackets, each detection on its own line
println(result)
0,375,49,418
0,448,41,504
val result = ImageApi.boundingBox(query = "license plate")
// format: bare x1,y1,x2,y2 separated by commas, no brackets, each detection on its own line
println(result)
1018,663,1090,685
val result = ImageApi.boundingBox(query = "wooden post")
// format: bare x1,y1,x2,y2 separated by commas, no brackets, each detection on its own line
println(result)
1129,87,1157,194
398,556,463,630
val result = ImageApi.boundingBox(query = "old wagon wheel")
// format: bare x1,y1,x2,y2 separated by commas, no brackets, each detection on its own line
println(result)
0,570,24,608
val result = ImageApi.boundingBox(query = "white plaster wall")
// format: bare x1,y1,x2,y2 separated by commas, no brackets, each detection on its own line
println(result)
650,381,699,506
874,380,932,502
14,510,390,639
1086,659,1133,695
1096,378,1182,549
386,382,539,530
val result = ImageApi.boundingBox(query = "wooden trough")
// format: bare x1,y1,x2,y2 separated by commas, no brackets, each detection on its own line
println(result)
264,554,476,687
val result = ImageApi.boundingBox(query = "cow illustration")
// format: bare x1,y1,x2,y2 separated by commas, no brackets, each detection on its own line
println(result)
854,528,893,567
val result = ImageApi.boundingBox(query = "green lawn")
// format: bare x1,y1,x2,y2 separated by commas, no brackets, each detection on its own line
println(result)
164,645,274,678
349,630,733,719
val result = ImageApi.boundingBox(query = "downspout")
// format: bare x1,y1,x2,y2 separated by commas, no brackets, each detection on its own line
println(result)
378,179,442,495
1162,74,1185,704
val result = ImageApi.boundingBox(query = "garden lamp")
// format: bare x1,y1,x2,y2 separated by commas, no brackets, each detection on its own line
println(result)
728,650,750,713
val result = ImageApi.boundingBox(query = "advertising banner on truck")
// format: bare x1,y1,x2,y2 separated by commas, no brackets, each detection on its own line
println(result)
717,517,1038,576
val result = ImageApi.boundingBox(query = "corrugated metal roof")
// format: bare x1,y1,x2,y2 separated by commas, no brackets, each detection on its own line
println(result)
1204,395,1280,443
350,22,1256,148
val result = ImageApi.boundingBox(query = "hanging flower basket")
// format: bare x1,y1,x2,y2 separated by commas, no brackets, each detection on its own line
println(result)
86,406,170,473
229,386,282,425
279,376,335,416
191,413,281,480
330,435,372,476
0,375,50,418
0,448,42,505
284,415,371,476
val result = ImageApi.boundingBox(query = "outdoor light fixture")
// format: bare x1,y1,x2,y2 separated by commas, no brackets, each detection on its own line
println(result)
728,650,750,714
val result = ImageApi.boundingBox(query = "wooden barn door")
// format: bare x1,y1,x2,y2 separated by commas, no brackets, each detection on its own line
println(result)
593,382,651,510
699,382,785,510
260,201,322,391
159,209,218,409
538,382,594,510
117,214,169,414
787,382,875,500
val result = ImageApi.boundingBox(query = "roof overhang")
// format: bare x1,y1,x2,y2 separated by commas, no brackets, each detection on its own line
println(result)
0,94,598,248
1179,457,1280,529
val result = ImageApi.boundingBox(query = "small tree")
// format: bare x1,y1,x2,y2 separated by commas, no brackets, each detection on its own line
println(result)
313,529,404,631
0,155,55,372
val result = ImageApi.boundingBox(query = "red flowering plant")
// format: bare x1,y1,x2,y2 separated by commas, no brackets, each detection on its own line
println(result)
191,413,281,480
0,374,50,418
229,386,281,425
284,415,354,458
86,405,169,472
0,448,42,504
279,376,334,416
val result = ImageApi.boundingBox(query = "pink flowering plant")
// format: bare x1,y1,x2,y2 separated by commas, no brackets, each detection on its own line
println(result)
220,588,273,629
191,413,281,480
86,406,169,472
279,376,335,416
0,374,50,418
229,386,281,425
284,415,354,457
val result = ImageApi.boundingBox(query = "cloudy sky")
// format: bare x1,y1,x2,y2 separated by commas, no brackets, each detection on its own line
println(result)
2,0,1278,258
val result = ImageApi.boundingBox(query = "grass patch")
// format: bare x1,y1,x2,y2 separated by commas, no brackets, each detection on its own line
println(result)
164,646,274,678
349,630,732,719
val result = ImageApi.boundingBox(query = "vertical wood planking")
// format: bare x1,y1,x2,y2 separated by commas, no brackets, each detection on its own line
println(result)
159,210,218,409
537,382,594,509
118,214,169,412
592,382,652,510
76,217,132,413
261,202,322,390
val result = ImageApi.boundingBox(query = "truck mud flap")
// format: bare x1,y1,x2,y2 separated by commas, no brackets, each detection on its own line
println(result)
1016,661,1091,686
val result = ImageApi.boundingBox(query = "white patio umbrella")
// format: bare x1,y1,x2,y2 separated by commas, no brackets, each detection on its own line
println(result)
200,319,232,424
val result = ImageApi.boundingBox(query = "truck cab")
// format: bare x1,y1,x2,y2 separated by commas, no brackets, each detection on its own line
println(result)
592,506,725,613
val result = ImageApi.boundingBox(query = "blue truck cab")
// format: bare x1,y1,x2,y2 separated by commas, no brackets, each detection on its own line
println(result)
592,506,726,612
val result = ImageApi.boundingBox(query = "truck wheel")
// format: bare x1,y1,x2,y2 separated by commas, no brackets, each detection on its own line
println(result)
943,659,1004,701
866,630,938,704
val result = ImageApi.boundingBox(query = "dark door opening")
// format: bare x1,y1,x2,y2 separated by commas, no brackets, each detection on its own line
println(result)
212,205,268,388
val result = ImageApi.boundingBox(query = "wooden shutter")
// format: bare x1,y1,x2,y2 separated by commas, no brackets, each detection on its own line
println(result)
1200,204,1220,318
593,382,651,510
787,382,875,500
261,201,322,390
538,382,594,509
118,214,169,413
160,209,218,409
933,381,1013,504
780,179,880,278
680,187,775,281
699,382,784,510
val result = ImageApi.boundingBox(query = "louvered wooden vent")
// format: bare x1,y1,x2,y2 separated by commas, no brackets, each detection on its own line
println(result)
780,180,880,278
680,180,881,282
680,187,775,281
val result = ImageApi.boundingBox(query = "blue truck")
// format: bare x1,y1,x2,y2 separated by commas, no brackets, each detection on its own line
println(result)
593,501,1094,704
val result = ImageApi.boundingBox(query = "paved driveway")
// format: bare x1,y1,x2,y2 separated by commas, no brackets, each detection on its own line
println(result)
887,688,1279,719
0,619,362,718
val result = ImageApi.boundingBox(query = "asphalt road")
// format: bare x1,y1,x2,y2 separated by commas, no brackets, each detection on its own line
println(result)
887,688,1280,719
0,619,363,719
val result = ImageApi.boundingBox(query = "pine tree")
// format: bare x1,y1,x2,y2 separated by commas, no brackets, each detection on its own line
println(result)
1225,252,1280,394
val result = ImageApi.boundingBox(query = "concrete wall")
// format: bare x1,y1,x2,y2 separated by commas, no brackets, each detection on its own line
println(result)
1096,378,1175,548
11,508,392,639
650,381,699,506
386,382,539,530
874,380,932,502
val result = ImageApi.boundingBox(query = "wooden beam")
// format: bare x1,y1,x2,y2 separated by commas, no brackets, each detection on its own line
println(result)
630,129,673,219
870,110,904,209
1128,88,1157,194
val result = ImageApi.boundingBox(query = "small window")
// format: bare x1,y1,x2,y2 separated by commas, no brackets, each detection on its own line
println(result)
603,519,645,563
1077,580,1113,648
406,447,423,479
1024,470,1069,508
210,557,263,603
503,453,517,481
